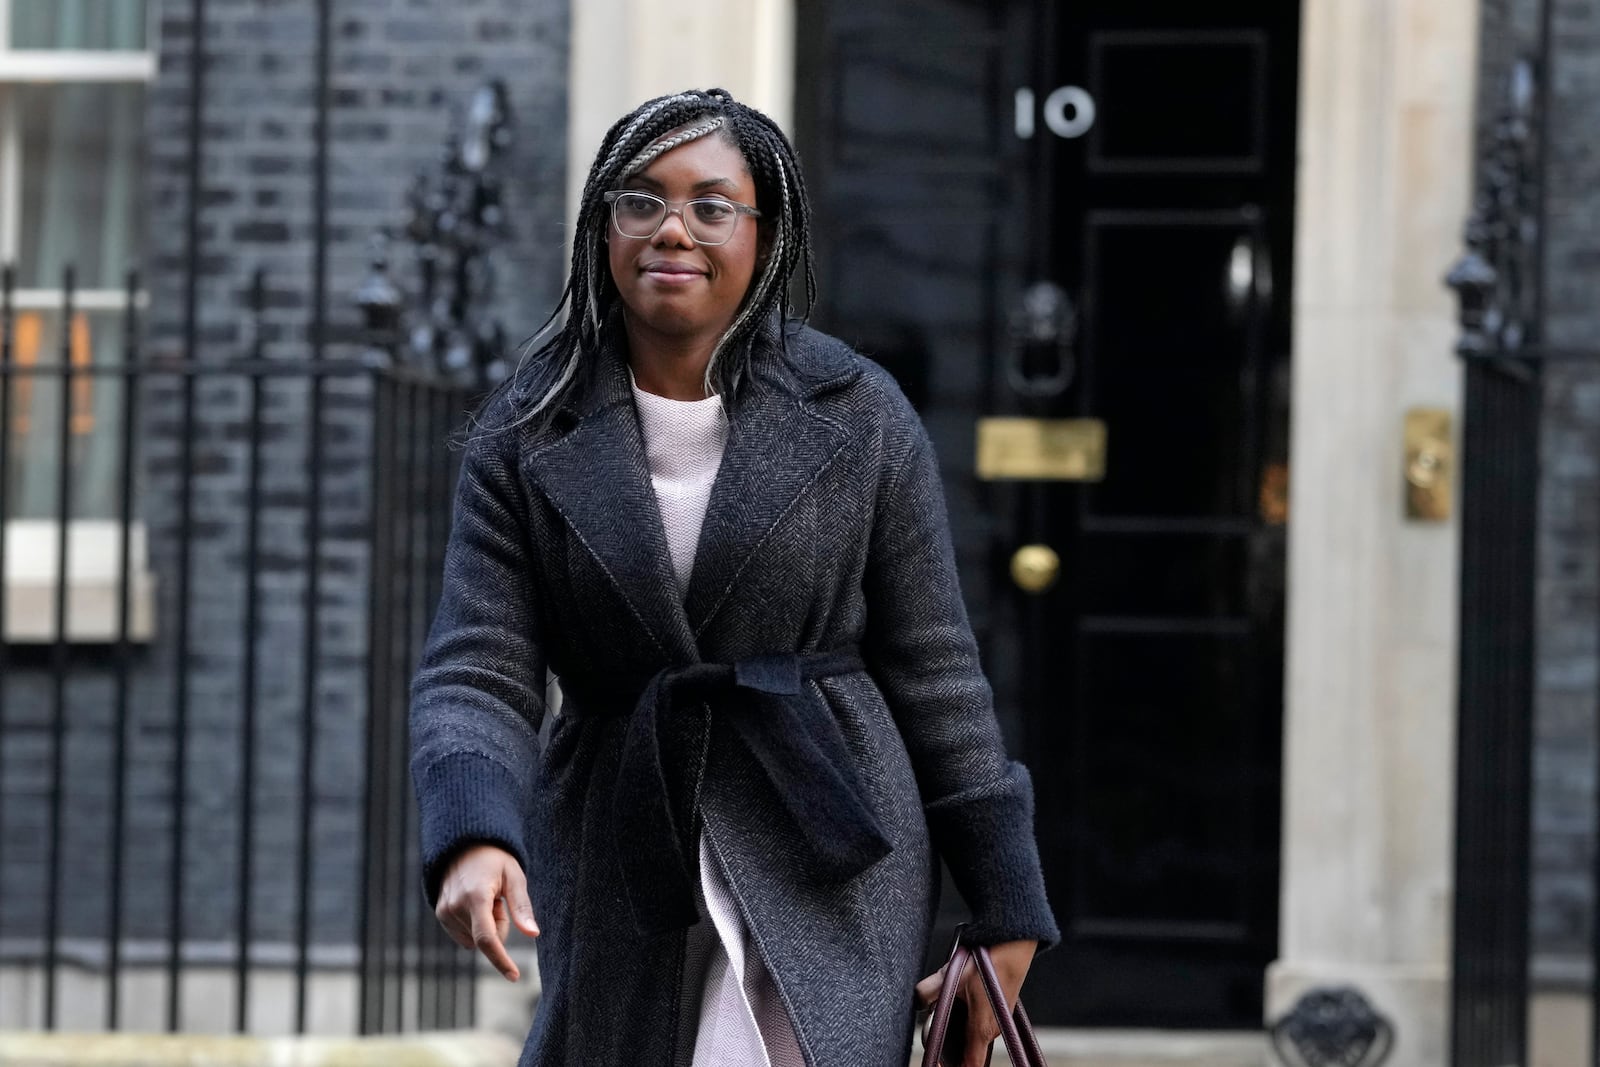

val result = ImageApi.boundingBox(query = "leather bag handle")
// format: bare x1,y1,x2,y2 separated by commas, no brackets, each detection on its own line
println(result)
918,942,1046,1067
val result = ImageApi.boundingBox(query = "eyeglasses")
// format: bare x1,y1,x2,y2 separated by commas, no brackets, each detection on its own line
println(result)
603,190,761,247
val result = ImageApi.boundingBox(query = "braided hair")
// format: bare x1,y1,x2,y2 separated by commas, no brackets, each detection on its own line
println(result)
500,87,817,430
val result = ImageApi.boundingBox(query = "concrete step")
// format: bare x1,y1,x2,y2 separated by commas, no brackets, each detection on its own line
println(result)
0,1027,1268,1067
916,1029,1268,1067
0,1031,521,1067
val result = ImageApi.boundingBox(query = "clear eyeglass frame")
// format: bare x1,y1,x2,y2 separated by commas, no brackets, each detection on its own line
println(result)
602,190,761,247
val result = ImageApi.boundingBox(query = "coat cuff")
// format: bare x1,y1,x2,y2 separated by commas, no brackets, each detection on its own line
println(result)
415,752,531,906
925,761,1061,951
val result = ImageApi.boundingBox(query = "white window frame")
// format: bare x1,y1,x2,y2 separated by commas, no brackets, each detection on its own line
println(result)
0,0,156,643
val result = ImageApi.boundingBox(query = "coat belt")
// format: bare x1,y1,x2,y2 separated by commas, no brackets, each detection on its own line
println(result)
563,650,893,935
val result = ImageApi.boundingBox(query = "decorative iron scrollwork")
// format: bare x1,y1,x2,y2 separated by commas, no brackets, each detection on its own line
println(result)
1269,986,1395,1067
1006,280,1077,398
1446,58,1540,362
358,80,514,387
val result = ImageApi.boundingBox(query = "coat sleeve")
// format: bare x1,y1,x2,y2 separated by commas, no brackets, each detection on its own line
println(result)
409,423,546,905
863,409,1060,950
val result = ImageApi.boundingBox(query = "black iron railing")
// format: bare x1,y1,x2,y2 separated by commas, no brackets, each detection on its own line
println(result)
0,264,477,1035
1449,0,1600,1060
361,366,477,1035
1445,41,1547,1067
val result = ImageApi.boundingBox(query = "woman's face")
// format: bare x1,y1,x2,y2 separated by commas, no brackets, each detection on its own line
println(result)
606,132,761,345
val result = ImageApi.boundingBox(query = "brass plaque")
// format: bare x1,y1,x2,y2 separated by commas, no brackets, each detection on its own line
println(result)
1403,407,1453,522
976,417,1107,481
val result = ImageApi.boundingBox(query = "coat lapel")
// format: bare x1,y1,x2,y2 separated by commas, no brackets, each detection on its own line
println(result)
522,339,698,664
683,332,854,638
523,316,860,660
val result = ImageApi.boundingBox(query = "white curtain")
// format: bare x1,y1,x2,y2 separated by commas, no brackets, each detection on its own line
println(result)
19,83,143,290
11,0,148,50
6,311,130,519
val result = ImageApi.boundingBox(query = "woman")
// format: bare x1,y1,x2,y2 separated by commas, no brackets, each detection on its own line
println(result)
410,88,1059,1067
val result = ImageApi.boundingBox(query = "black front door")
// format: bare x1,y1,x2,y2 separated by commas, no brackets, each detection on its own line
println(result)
796,0,1297,1029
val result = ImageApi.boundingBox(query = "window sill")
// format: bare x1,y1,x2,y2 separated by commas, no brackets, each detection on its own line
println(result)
4,519,157,643
0,52,156,83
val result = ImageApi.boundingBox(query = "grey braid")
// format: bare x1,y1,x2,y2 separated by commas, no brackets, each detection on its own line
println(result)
704,145,789,394
595,91,702,179
622,116,726,178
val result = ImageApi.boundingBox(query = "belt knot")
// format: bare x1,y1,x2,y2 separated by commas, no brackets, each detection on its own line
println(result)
590,648,890,934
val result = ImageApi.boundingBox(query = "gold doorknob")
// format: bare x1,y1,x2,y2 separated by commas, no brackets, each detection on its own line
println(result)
1010,544,1061,594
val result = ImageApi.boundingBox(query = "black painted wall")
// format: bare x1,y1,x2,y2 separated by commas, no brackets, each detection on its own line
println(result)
1530,0,1600,979
1472,0,1600,984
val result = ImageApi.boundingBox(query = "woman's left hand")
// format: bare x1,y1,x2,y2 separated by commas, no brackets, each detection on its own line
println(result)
914,938,1037,1067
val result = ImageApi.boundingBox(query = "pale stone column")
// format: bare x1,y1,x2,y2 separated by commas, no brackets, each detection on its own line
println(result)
565,0,796,246
1268,0,1479,1063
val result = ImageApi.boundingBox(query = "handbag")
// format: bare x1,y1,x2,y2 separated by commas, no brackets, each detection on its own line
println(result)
917,929,1046,1067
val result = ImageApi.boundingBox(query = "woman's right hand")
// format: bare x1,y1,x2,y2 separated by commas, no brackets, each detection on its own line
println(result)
435,843,540,981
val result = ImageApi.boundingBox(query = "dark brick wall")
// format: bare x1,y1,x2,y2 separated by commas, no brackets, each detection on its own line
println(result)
1529,0,1600,972
0,0,568,950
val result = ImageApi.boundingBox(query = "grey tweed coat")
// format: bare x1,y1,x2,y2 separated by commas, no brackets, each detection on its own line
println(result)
409,315,1059,1067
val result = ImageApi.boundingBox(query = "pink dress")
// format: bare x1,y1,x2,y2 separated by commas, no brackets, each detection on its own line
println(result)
630,379,807,1067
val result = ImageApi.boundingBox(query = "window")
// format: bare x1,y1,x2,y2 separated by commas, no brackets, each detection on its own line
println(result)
2,1,150,520
1,1,155,640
